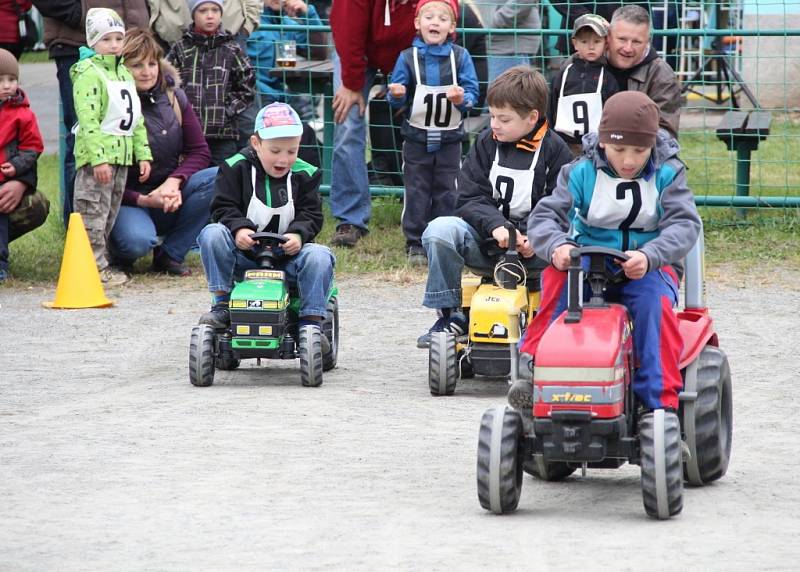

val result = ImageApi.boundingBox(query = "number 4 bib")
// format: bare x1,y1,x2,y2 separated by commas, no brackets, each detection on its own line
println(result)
407,47,462,131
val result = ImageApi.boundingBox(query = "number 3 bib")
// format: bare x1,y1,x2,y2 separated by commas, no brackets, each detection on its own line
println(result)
407,47,462,131
554,64,604,141
90,61,142,136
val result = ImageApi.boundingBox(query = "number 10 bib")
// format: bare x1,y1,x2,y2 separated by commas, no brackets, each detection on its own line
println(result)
408,47,462,132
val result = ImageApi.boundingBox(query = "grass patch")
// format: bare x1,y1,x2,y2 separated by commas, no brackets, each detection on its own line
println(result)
5,150,799,286
19,50,50,64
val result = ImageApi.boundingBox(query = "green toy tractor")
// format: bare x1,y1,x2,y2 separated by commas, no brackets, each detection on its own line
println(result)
189,232,338,388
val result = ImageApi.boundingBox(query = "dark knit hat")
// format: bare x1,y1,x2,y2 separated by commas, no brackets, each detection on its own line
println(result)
0,48,19,79
599,91,660,148
188,0,224,17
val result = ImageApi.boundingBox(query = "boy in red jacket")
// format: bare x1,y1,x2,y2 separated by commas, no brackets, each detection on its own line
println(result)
0,48,44,281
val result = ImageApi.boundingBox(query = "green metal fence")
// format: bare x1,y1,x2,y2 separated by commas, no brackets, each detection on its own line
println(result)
259,0,800,216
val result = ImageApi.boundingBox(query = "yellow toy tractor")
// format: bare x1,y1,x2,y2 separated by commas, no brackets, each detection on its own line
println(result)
428,224,541,396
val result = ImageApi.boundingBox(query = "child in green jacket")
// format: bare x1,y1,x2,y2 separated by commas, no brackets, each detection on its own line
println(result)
71,8,152,286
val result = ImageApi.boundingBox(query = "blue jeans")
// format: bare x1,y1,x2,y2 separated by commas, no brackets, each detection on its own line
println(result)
422,216,496,309
56,54,79,226
330,50,376,230
110,167,217,264
198,223,336,318
488,55,532,83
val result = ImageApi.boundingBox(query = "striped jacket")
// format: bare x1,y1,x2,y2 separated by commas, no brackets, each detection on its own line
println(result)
167,26,255,140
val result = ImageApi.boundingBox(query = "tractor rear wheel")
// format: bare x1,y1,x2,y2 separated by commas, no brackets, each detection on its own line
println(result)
429,331,457,396
189,325,216,387
298,325,323,387
322,297,339,372
640,409,683,519
523,456,576,481
477,405,524,514
680,345,733,486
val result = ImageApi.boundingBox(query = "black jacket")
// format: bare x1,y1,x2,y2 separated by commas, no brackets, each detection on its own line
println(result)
455,121,573,238
211,146,323,244
548,55,619,146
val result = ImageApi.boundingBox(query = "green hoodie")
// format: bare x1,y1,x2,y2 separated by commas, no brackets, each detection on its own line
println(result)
70,48,152,169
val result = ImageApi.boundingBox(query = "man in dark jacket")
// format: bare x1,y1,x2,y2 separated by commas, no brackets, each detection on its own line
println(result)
31,0,150,226
606,4,681,138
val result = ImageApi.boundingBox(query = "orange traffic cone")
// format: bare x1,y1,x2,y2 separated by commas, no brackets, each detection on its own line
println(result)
43,213,114,309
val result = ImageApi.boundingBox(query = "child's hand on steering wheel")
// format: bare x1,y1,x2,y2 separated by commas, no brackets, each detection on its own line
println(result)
282,233,302,256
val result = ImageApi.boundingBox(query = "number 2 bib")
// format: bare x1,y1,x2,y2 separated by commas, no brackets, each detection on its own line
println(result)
585,169,659,231
407,47,462,131
554,64,604,141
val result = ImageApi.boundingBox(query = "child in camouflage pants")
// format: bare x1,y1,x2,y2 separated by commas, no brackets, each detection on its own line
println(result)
71,8,152,286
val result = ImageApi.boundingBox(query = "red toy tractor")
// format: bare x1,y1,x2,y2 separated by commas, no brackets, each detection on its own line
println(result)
476,240,732,519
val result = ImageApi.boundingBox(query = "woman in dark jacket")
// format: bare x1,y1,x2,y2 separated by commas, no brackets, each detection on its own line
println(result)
110,28,216,276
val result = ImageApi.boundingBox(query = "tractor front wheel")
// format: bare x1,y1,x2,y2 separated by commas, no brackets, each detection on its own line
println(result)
429,331,458,396
189,325,216,387
477,405,524,514
298,325,323,387
322,297,339,372
640,409,683,519
680,345,733,486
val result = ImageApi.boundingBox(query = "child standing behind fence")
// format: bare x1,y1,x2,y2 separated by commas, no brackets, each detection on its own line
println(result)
548,14,619,155
71,8,152,286
387,0,479,265
168,0,255,165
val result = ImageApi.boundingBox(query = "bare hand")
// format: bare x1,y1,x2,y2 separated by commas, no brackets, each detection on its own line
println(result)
446,85,464,106
0,162,16,178
282,233,302,256
620,250,648,279
387,83,406,98
151,178,182,213
0,180,26,213
491,225,511,248
93,163,112,185
138,161,151,183
235,227,256,250
332,86,365,124
516,231,534,258
283,0,307,17
551,243,574,271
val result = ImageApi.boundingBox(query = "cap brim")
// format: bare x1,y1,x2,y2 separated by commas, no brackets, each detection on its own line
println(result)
255,124,304,139
573,23,607,37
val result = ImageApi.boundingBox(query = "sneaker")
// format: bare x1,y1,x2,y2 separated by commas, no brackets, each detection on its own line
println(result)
152,248,191,277
331,224,367,248
416,312,468,349
407,244,427,267
100,267,129,287
199,303,230,329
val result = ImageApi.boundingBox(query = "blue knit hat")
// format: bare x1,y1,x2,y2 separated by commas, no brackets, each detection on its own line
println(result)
187,0,224,16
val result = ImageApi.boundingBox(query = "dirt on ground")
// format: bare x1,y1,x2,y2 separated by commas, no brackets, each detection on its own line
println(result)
1,271,799,571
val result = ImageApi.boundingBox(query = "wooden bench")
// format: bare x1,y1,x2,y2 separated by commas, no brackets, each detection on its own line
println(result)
715,110,772,214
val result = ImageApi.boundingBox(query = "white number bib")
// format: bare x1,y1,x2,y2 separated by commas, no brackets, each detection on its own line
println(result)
247,166,295,234
585,169,659,231
90,61,142,136
407,47,462,131
488,143,542,222
554,64,604,141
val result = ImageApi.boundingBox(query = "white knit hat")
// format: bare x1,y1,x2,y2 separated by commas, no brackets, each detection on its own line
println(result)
85,8,125,48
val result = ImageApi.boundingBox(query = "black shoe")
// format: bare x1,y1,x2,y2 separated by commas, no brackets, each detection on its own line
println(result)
507,378,534,411
331,224,367,248
416,312,467,349
199,303,230,329
152,247,191,277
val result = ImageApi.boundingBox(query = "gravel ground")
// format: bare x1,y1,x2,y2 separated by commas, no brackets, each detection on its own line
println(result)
1,271,799,571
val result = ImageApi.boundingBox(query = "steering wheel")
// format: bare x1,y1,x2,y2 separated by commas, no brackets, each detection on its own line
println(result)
246,231,289,266
570,245,631,286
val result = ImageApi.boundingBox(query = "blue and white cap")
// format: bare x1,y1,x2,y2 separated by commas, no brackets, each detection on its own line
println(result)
254,103,303,140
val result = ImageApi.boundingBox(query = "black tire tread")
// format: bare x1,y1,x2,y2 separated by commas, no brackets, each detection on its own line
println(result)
640,411,684,519
322,298,338,372
189,325,215,387
299,325,323,387
429,332,457,396
476,406,523,514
